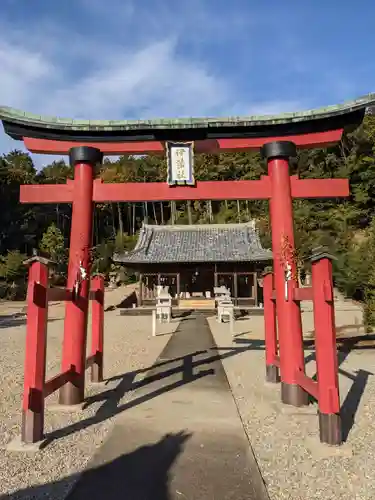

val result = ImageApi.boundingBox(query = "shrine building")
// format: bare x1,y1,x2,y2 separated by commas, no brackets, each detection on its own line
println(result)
113,221,272,308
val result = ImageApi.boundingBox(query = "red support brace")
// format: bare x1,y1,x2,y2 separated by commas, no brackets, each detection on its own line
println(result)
18,261,106,445
90,276,105,383
22,261,48,444
311,256,342,445
292,287,313,301
263,273,280,383
294,369,319,400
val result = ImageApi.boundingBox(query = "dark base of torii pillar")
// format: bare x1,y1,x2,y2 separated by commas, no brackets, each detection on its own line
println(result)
281,383,308,407
261,141,308,407
59,146,103,406
266,364,280,384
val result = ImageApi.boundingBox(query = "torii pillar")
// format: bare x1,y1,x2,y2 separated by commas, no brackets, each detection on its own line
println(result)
59,146,103,406
261,141,307,406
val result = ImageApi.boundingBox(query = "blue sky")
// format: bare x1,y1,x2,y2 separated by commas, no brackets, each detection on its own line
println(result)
0,0,374,168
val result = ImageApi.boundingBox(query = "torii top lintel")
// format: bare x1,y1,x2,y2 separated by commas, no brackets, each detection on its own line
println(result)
1,93,375,155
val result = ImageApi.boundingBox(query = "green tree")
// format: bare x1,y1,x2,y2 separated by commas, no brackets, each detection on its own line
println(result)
0,250,27,281
0,150,38,254
364,217,375,330
39,223,66,262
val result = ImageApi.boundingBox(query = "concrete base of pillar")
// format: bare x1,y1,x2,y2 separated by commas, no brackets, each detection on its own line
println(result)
281,382,309,407
7,435,46,453
46,402,85,413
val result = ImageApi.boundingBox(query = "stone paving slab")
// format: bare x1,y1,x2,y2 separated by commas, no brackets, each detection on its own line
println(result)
67,314,269,500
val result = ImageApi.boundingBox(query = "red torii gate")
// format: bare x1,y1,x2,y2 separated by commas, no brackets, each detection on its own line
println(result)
18,131,349,414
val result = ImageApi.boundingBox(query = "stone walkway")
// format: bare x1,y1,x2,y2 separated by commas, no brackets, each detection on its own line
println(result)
66,313,268,500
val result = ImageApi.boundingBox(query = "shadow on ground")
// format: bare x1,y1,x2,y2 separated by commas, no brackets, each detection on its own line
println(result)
1,432,191,500
105,290,138,311
40,319,263,446
307,322,368,338
0,313,61,329
235,336,374,442
0,313,27,328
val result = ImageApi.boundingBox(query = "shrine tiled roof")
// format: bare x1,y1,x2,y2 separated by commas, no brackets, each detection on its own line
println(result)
1,93,375,142
113,222,272,265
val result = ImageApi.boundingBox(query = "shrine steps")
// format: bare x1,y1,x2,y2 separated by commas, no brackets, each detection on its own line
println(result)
178,298,216,309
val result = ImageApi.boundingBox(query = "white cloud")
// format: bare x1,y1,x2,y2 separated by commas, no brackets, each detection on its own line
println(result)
0,40,55,109
45,39,233,120
0,9,306,168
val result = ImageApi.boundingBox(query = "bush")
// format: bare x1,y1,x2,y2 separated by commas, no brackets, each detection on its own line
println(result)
114,231,138,253
364,288,375,332
0,281,8,299
363,218,375,331
0,250,27,282
0,280,27,301
39,223,66,262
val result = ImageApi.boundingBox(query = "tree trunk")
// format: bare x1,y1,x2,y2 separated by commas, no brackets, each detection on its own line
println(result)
127,203,132,234
209,200,214,222
110,203,117,237
117,203,124,234
95,209,99,245
160,202,164,225
187,200,193,224
143,202,149,223
152,202,158,224
171,201,176,224
132,204,136,235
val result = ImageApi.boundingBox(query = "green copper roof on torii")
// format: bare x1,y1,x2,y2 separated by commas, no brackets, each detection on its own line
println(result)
0,93,375,132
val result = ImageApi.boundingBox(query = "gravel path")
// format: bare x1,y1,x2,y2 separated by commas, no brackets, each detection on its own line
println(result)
208,300,375,500
0,296,177,499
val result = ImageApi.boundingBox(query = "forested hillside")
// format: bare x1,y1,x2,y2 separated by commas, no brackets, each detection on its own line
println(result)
1,115,375,326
